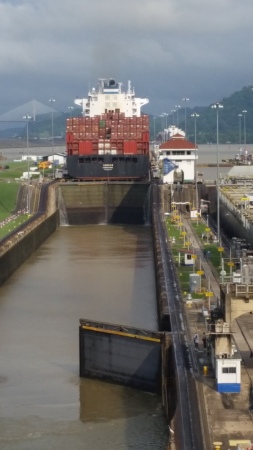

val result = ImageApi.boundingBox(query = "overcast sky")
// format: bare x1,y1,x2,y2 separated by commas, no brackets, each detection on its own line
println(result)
1,0,253,117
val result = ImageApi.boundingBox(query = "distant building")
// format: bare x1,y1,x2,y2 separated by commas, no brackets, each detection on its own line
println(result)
21,152,66,166
47,153,66,166
159,133,197,184
21,155,42,162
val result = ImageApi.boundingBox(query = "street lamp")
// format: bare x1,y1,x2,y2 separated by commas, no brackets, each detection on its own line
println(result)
49,98,55,178
191,113,199,213
238,113,242,147
23,115,32,214
242,110,247,152
182,97,189,137
153,116,156,148
175,105,181,127
162,113,168,128
162,113,169,141
211,102,223,244
68,106,74,117
171,109,176,126
160,114,165,142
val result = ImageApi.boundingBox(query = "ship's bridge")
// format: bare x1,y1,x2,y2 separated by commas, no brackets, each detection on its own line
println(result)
74,78,149,118
103,79,120,93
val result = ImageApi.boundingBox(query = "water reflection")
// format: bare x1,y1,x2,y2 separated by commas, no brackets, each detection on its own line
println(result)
79,378,168,449
0,225,168,449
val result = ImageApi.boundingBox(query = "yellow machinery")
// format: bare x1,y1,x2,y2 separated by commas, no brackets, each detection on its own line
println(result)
38,161,51,169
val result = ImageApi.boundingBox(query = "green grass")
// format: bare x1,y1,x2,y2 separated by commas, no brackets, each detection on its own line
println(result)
165,214,230,298
0,160,46,181
192,221,209,237
0,161,44,239
0,159,49,240
0,214,29,239
166,218,204,298
0,182,20,221
0,161,29,180
191,221,226,273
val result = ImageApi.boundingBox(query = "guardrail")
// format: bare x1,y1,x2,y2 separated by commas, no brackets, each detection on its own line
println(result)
225,283,253,296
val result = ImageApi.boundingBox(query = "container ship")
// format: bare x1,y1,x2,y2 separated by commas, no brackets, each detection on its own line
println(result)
65,79,150,181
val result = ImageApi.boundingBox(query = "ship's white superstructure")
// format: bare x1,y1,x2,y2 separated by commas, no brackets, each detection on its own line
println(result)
74,79,149,118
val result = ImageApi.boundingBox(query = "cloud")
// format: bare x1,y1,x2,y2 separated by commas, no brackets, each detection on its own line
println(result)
0,0,252,115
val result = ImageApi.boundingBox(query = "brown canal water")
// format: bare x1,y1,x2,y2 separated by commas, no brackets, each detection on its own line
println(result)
0,225,168,449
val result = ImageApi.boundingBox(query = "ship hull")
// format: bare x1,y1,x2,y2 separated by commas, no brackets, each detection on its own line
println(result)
66,154,150,181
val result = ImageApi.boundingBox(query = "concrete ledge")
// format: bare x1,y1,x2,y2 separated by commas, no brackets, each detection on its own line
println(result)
0,211,58,286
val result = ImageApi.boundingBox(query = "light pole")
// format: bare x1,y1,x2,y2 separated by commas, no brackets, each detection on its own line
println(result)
163,113,168,128
162,113,168,140
175,105,181,127
153,116,156,149
23,115,32,214
49,98,55,178
171,109,176,126
211,102,223,245
160,114,165,142
68,106,74,117
242,110,247,152
238,113,242,147
182,97,189,137
191,113,199,213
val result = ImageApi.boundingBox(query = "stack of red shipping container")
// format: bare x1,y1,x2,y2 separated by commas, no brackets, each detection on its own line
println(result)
66,113,149,156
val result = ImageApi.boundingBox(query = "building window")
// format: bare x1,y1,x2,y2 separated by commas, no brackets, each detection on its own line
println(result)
172,151,185,155
222,367,236,374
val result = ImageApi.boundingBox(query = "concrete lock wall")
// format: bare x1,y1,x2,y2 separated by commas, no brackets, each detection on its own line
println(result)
0,212,58,286
0,182,58,286
152,187,171,332
59,182,151,224
0,182,151,284
224,294,253,323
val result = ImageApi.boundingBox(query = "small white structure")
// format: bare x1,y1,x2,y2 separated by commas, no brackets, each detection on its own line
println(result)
178,250,196,266
21,171,40,180
159,133,197,184
21,155,42,162
47,153,66,166
189,273,201,292
168,126,185,137
184,253,195,266
210,320,241,393
190,209,201,219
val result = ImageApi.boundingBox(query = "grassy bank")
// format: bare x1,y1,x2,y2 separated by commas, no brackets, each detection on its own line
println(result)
0,161,28,179
0,182,20,221
165,215,225,299
0,176,29,238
